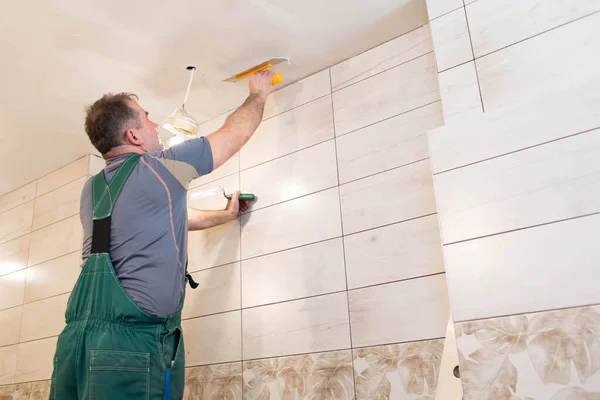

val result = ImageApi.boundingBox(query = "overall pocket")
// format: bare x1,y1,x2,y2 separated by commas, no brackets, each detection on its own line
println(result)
89,350,150,400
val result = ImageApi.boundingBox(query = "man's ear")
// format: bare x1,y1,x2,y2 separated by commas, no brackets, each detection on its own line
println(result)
124,128,143,146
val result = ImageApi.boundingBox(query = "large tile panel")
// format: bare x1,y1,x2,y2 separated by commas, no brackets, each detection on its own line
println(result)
0,182,36,215
242,238,346,308
182,262,240,319
36,156,89,197
27,215,82,267
242,292,350,360
0,345,18,385
14,336,58,383
0,270,25,311
0,202,34,245
444,214,600,322
0,235,30,277
187,220,240,272
182,311,241,366
340,160,436,234
349,274,450,347
0,306,22,347
426,0,463,20
333,53,439,136
430,7,473,72
19,294,68,343
24,251,81,303
437,61,482,123
32,176,86,231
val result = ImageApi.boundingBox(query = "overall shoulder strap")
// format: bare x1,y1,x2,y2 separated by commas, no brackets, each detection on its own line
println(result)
90,154,141,254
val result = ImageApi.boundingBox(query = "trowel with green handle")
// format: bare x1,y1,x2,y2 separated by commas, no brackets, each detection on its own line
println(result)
190,186,256,202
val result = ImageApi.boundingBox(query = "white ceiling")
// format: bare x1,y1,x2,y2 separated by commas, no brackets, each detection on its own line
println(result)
0,0,427,196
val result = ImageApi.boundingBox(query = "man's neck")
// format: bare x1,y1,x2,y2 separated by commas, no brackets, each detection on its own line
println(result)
103,145,145,160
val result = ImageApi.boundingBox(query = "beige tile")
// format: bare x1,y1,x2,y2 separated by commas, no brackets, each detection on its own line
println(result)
428,87,600,173
185,363,242,400
5,380,51,399
189,153,239,190
331,25,433,91
244,350,354,400
345,215,445,290
349,274,450,347
435,316,462,400
242,292,350,359
0,182,36,215
477,12,600,111
0,270,25,311
24,251,81,304
182,262,240,319
199,112,229,136
353,340,444,400
438,61,482,123
88,154,105,176
19,294,68,343
27,215,82,267
242,239,346,308
240,95,334,169
467,0,600,58
0,202,34,245
340,160,436,234
188,174,239,211
0,235,30,277
32,176,86,231
0,345,18,385
435,130,600,243
182,311,241,366
240,188,342,259
426,0,463,20
0,306,22,347
241,140,338,210
263,70,331,120
336,102,443,184
36,156,89,197
187,219,240,272
444,213,600,322
14,336,57,383
333,53,439,136
430,8,473,72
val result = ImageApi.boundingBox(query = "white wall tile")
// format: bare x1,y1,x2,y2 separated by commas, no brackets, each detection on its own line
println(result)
0,235,30,277
36,156,89,197
263,70,331,120
0,182,36,215
188,174,239,211
467,0,600,58
241,140,338,210
430,7,473,72
428,87,600,173
477,12,600,111
331,24,433,91
444,214,600,322
32,176,86,231
242,239,346,308
27,215,82,267
182,311,241,366
187,220,240,272
333,53,439,136
438,61,482,123
0,306,22,347
182,262,240,319
336,102,443,184
0,345,18,385
0,270,25,311
241,188,341,259
426,0,463,20
88,154,104,176
240,96,334,169
349,274,450,347
189,153,239,190
199,112,229,137
14,336,57,383
24,251,81,304
19,294,68,342
340,160,436,234
0,202,34,245
435,130,600,243
242,292,350,359
345,215,445,289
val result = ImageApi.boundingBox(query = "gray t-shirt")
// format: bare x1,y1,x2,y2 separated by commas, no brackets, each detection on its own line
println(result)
80,138,213,317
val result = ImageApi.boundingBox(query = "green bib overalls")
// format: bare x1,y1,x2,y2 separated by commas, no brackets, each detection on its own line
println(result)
50,155,187,400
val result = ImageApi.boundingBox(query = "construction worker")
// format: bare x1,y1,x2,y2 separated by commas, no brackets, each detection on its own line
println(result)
49,70,275,399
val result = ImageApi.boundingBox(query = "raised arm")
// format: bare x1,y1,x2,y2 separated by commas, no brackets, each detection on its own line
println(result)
207,70,274,169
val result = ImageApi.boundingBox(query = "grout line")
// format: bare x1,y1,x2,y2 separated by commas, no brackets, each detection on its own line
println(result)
261,93,331,123
10,334,59,347
28,211,80,235
340,158,430,186
462,5,486,112
429,5,464,22
348,272,446,292
344,213,438,238
187,260,241,276
443,211,600,246
432,126,600,176
437,58,475,75
189,170,239,192
456,302,600,325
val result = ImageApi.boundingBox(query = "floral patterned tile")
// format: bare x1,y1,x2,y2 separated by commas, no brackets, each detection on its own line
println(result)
353,339,444,400
184,362,242,400
0,380,50,399
456,305,600,400
243,350,355,400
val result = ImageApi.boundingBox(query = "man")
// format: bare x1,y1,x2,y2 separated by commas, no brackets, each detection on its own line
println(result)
50,70,275,399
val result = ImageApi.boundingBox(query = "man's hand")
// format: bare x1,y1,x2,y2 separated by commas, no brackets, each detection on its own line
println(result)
249,70,275,100
225,190,251,218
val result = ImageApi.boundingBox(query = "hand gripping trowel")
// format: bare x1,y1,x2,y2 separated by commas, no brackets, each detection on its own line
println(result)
222,57,290,86
190,186,256,202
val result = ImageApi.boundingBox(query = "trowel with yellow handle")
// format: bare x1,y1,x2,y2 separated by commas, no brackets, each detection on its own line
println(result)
222,57,290,86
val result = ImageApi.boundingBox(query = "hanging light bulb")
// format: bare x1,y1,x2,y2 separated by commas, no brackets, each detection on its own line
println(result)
162,66,199,138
